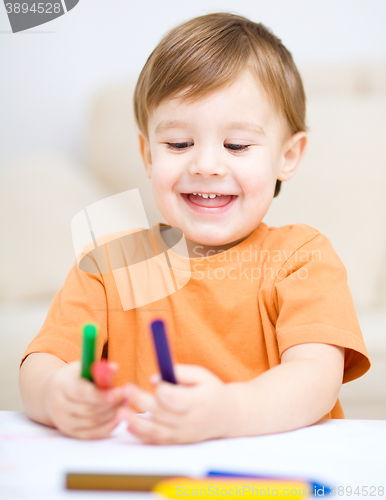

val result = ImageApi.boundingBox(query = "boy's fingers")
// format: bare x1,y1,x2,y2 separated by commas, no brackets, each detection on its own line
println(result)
70,360,81,371
69,409,117,429
127,413,177,445
72,413,121,440
173,364,211,385
109,361,119,372
49,396,120,439
69,379,122,405
68,400,121,421
126,385,181,426
68,391,112,406
156,383,191,413
150,373,161,385
66,386,127,412
104,386,130,404
66,384,134,407
118,402,178,428
128,386,157,414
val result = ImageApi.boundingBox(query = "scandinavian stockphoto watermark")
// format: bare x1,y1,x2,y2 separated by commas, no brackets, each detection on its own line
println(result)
191,246,321,264
71,188,191,311
192,262,310,284
3,0,79,33
190,245,321,283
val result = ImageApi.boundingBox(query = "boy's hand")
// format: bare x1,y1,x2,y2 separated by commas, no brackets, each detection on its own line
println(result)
120,365,235,444
44,360,127,439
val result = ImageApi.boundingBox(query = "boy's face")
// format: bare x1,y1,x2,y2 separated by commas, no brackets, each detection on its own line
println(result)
139,69,306,254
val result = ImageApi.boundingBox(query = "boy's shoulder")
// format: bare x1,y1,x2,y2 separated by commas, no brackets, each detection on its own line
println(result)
255,222,335,270
261,222,322,250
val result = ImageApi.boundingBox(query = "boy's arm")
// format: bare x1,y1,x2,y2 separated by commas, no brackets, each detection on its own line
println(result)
226,343,345,437
19,353,67,427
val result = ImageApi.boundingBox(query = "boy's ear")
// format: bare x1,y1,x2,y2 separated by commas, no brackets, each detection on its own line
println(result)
277,131,308,182
138,133,152,179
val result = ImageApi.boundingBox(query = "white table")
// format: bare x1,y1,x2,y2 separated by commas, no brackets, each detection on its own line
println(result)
1,412,385,499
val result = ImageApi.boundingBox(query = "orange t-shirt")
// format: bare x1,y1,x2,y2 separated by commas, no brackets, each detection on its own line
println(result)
21,222,370,419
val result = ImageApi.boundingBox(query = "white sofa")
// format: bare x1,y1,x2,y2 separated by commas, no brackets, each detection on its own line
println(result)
1,63,385,417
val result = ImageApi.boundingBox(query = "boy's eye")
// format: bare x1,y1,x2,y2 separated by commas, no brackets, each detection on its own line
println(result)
226,144,250,152
166,142,192,150
166,143,250,152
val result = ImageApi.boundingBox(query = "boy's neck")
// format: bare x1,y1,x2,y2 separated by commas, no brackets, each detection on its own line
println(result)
184,234,250,259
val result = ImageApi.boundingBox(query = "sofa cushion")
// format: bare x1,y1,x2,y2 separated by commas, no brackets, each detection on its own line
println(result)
0,154,112,302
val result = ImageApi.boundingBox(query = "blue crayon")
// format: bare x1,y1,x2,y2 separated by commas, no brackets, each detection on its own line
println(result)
207,471,332,496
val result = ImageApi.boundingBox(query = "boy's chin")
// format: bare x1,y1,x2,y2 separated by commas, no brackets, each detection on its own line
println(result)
185,231,241,249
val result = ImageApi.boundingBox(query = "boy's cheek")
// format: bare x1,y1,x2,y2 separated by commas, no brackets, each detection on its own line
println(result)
150,170,174,194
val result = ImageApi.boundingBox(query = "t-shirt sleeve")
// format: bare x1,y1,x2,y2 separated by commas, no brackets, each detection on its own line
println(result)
273,228,370,383
20,260,109,367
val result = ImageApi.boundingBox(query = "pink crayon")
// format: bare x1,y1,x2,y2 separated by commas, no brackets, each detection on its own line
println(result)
91,359,116,389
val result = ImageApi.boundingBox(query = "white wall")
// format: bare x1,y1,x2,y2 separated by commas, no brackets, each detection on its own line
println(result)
1,0,386,163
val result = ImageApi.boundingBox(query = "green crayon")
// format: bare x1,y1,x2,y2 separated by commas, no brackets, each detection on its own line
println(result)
81,323,98,381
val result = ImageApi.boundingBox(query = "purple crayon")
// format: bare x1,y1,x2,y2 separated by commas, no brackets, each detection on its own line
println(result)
150,320,177,384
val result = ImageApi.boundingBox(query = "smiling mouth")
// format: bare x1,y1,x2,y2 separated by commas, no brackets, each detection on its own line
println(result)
182,193,236,208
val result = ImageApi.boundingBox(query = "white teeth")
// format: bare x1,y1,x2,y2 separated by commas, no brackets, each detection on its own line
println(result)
191,193,223,197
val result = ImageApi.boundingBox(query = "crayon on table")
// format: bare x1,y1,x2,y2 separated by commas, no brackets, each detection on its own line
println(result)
66,473,183,491
207,471,332,496
66,473,316,498
153,477,312,499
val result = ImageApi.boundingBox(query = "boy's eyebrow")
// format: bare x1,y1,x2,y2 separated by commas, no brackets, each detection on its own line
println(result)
226,121,266,136
155,120,189,135
154,120,266,136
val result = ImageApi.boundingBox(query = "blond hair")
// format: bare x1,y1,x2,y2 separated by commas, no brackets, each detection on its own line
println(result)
133,12,308,197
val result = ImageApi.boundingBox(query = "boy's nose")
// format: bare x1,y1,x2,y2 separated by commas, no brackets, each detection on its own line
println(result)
187,152,227,178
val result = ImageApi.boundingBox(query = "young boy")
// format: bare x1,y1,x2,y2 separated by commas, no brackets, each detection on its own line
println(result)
19,12,370,444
